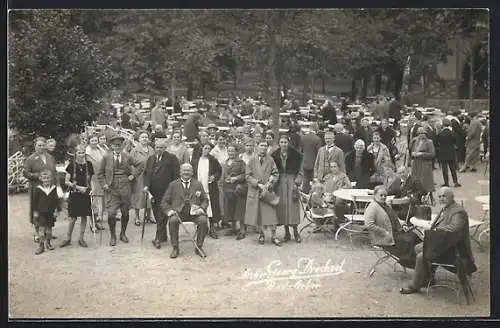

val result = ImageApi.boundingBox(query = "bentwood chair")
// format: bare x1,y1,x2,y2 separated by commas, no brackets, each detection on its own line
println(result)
299,191,336,237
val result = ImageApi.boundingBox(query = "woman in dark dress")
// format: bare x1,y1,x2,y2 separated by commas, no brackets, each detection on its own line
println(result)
345,139,376,189
60,144,94,248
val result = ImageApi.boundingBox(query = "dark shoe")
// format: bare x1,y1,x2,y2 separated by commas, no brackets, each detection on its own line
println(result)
441,184,449,187
454,183,462,187
170,247,179,258
271,237,282,247
470,168,477,172
45,241,55,251
35,244,44,255
120,233,129,243
109,235,117,246
258,234,265,245
458,168,468,173
399,286,420,294
294,234,302,244
152,240,161,249
236,233,246,240
78,239,88,248
283,234,291,242
96,222,105,230
195,247,206,258
60,240,71,248
51,236,57,240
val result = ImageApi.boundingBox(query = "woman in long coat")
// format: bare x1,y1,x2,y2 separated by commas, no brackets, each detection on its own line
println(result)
85,133,107,230
129,131,155,226
407,127,435,194
245,140,281,246
24,137,57,243
271,135,303,243
192,143,222,239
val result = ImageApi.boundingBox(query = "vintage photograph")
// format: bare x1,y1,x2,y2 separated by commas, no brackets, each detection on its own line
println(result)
7,8,490,318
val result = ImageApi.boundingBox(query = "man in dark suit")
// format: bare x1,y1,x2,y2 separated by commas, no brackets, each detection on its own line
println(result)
407,111,422,148
388,97,402,130
300,122,322,193
321,100,337,125
161,163,210,258
400,187,476,294
435,119,461,187
333,123,354,154
143,138,180,249
354,117,373,145
98,134,144,246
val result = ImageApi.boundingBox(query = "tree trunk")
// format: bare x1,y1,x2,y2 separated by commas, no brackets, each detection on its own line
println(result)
351,79,357,101
322,74,326,94
455,36,461,99
361,74,368,101
469,51,474,111
392,67,404,101
187,76,193,101
375,73,382,95
310,74,315,100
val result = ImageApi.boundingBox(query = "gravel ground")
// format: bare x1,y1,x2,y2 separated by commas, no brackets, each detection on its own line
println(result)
8,161,490,318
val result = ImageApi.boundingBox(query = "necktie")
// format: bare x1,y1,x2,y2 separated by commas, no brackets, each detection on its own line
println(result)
260,157,264,165
183,181,189,190
157,154,162,162
115,154,120,165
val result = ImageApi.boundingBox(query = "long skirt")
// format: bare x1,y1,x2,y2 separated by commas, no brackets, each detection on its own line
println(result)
410,158,434,193
130,172,151,210
276,173,301,225
464,146,480,168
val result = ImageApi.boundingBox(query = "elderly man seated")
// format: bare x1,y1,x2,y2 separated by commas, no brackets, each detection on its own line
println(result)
161,163,209,259
399,186,477,294
365,186,421,268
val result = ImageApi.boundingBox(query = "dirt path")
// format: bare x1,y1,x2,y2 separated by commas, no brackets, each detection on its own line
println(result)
8,165,490,318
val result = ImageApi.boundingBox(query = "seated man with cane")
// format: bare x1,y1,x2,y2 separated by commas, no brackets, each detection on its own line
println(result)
161,163,210,258
400,186,477,294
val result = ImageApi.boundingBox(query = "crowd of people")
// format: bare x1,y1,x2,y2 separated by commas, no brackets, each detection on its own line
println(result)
22,93,488,296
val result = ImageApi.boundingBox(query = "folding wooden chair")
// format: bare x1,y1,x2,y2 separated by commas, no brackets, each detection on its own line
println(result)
298,191,336,237
471,205,489,250
334,195,370,243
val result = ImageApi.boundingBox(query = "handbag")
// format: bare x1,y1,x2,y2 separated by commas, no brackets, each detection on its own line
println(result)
260,190,280,207
235,183,248,197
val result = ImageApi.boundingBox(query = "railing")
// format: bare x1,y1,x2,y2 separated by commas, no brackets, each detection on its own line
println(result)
8,151,29,193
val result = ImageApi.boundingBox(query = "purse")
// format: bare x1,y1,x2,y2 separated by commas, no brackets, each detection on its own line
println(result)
235,183,248,197
260,190,280,207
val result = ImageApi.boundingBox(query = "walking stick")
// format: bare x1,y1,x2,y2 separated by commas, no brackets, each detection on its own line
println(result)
174,212,207,258
89,192,98,245
141,191,149,245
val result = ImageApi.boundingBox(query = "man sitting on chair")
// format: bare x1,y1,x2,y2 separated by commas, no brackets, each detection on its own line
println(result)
400,186,477,294
161,163,209,258
365,186,421,268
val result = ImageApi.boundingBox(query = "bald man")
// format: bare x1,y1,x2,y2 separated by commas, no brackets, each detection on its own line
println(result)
161,164,209,258
400,187,476,294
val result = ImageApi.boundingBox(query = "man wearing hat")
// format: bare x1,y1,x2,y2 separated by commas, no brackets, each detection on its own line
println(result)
98,134,144,246
207,123,218,145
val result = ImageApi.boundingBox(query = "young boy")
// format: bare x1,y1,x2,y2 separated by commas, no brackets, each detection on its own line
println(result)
32,170,60,254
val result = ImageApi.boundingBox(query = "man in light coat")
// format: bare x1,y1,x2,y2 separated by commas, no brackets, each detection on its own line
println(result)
314,131,345,182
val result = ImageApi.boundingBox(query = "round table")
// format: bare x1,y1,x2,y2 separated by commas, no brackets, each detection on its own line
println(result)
474,195,490,204
333,188,396,202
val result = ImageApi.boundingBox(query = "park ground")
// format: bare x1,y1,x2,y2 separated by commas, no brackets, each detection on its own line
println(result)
8,162,490,318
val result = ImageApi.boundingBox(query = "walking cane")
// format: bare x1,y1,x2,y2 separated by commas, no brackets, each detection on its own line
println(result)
174,212,207,258
89,191,98,245
141,190,150,245
99,194,104,246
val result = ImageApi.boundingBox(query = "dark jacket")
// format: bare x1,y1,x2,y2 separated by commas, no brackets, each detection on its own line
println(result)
435,128,458,162
322,105,337,125
344,150,376,189
354,126,373,145
300,132,322,170
388,99,402,120
407,122,422,149
271,146,303,175
143,151,180,200
334,132,354,154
